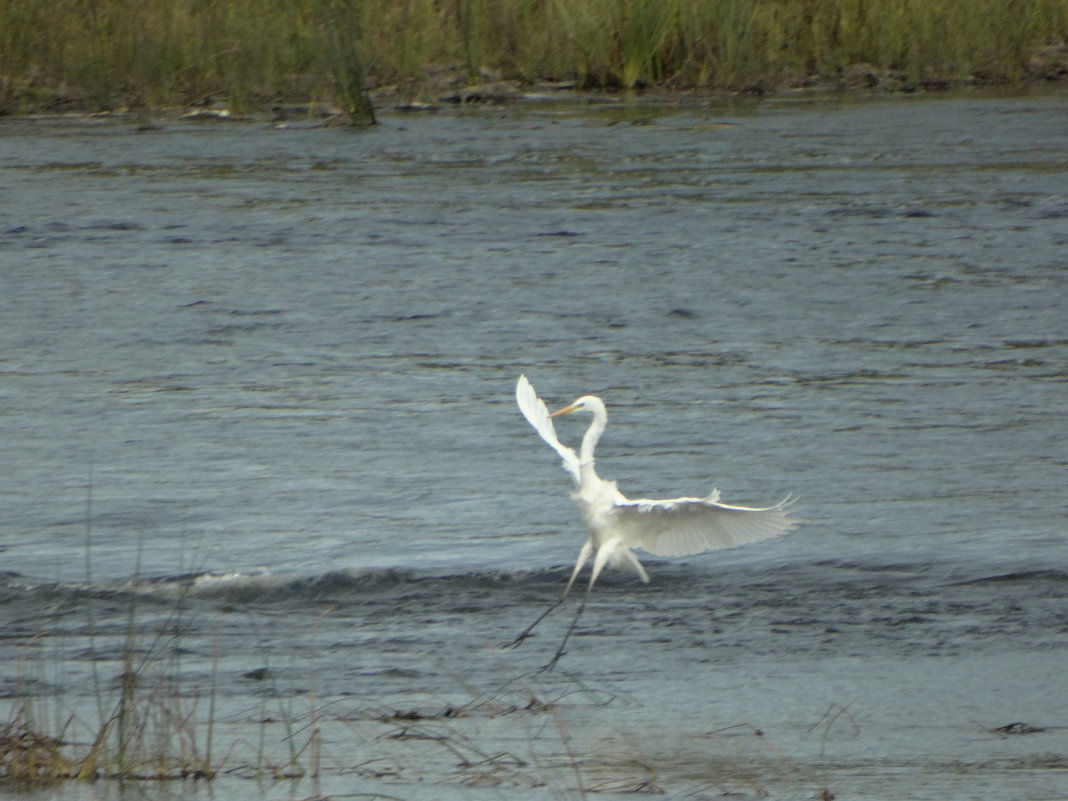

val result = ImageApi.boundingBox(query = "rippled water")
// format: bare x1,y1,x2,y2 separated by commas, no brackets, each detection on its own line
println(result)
1,94,1066,799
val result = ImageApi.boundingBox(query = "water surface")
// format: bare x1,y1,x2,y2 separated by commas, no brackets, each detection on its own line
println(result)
1,94,1066,799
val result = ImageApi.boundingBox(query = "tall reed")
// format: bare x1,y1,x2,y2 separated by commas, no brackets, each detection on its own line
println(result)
0,1,1065,111
316,0,376,124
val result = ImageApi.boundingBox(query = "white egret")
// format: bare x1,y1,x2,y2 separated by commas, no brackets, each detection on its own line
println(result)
508,374,797,669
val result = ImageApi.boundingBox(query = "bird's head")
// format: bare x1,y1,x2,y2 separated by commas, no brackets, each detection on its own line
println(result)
550,395,604,418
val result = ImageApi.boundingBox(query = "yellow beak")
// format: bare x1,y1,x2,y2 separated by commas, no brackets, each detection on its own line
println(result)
550,403,581,418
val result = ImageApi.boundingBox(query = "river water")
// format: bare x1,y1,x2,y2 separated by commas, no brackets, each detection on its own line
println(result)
1,94,1066,799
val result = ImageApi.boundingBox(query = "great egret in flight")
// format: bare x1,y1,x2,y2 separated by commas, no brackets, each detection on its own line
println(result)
508,374,797,669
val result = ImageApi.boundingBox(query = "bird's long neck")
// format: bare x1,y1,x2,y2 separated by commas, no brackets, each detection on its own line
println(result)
579,404,607,466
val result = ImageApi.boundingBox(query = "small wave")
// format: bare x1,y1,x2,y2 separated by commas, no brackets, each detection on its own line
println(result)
1,565,570,606
947,568,1068,586
4,558,1064,608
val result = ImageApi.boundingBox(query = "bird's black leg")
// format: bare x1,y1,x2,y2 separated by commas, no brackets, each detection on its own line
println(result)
502,591,568,649
539,592,588,672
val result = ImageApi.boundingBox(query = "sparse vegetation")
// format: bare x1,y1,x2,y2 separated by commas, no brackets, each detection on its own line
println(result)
1,591,217,781
0,631,601,789
0,0,1065,116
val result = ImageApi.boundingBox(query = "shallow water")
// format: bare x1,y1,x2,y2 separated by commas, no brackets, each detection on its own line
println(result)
1,94,1067,799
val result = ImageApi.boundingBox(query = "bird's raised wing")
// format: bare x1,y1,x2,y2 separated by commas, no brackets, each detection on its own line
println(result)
516,375,580,484
613,491,797,556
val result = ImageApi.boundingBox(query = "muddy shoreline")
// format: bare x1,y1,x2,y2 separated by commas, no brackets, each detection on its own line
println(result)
4,53,1067,123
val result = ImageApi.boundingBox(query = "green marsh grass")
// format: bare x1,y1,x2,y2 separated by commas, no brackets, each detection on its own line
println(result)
0,0,1065,115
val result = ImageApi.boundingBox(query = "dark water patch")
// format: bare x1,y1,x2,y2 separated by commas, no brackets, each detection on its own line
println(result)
228,308,287,316
82,219,145,231
990,721,1048,736
947,569,1068,586
1004,338,1068,349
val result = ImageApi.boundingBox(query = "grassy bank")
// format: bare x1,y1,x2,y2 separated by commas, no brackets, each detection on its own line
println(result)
0,0,1066,114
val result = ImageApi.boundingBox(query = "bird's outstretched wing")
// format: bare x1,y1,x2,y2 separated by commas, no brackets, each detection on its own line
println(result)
614,491,797,557
516,375,580,485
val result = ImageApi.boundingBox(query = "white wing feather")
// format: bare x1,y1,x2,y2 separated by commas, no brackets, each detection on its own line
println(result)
516,375,580,485
614,492,797,557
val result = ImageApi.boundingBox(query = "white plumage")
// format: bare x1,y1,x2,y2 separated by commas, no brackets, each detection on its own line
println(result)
516,373,797,596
